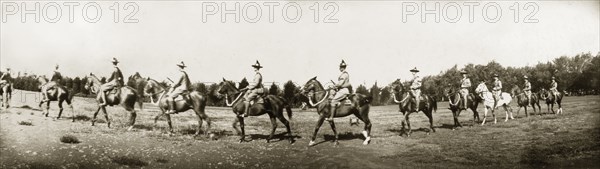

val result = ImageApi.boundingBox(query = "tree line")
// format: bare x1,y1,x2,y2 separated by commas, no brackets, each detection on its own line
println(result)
3,52,598,107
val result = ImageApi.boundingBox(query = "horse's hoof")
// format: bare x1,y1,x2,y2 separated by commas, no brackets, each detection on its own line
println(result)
239,139,244,143
333,141,339,146
127,126,134,131
266,139,271,143
363,137,371,145
426,132,430,135
308,140,316,147
289,139,295,144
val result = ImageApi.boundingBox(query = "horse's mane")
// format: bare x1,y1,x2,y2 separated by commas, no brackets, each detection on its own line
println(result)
37,76,48,84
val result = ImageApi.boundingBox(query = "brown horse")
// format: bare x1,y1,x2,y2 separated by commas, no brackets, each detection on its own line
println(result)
300,77,372,146
443,85,480,129
539,89,564,114
37,76,75,121
391,79,437,136
216,78,293,143
84,73,140,130
510,86,542,117
144,78,211,136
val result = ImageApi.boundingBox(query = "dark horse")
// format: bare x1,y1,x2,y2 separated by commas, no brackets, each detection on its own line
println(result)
443,85,480,129
84,74,141,130
37,76,75,121
126,72,146,111
300,77,372,146
144,78,211,136
216,78,293,144
539,88,564,114
510,86,542,117
390,79,437,136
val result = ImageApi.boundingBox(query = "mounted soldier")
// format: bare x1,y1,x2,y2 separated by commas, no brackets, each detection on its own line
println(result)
239,60,265,117
166,61,192,114
40,64,63,103
549,76,559,104
99,58,124,106
523,75,532,102
409,67,425,109
492,74,502,108
459,70,471,109
0,68,12,90
326,60,352,122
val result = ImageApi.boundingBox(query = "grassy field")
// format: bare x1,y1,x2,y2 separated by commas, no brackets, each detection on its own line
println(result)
1,90,599,169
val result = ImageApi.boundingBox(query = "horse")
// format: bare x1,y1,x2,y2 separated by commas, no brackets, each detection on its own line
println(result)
539,88,564,114
36,76,75,121
216,78,293,144
127,72,147,111
84,73,140,130
0,82,12,109
390,79,437,136
510,86,542,117
144,78,211,136
442,86,480,129
474,83,514,125
300,77,372,146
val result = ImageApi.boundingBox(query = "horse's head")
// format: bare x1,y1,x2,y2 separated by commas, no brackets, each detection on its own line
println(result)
84,73,98,93
474,82,488,94
510,86,521,97
300,76,322,95
37,76,48,89
539,88,549,99
390,79,405,93
216,78,238,96
143,78,163,96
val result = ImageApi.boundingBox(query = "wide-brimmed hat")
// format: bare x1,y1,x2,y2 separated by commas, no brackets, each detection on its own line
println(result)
460,70,468,74
493,74,499,77
252,60,263,69
5,68,10,71
523,75,528,79
55,64,59,69
552,76,556,80
410,67,419,73
339,60,347,68
177,61,186,68
111,57,119,64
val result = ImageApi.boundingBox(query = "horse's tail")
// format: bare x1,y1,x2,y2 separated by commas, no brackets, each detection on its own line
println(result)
66,88,75,105
431,96,437,113
284,98,293,120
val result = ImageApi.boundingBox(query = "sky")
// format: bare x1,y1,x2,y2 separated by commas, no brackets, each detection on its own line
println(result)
1,1,599,87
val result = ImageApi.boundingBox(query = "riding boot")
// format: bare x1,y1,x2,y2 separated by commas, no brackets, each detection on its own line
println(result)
241,101,250,117
553,94,558,104
415,96,420,111
463,95,468,109
99,91,107,106
326,103,336,122
167,99,176,114
43,91,50,102
493,96,498,109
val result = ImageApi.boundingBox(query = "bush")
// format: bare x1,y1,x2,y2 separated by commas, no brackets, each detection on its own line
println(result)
60,135,80,144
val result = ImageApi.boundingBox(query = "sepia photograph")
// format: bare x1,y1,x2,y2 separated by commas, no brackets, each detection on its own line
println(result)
1,0,599,168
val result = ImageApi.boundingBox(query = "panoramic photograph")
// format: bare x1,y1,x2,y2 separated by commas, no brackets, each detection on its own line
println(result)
1,1,599,168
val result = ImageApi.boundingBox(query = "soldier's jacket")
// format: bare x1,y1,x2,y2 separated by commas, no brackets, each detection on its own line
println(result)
336,71,351,89
247,72,263,89
493,80,502,91
173,71,192,91
410,75,422,90
550,81,558,91
108,67,125,86
51,71,62,83
460,78,471,88
0,72,11,81
524,81,531,91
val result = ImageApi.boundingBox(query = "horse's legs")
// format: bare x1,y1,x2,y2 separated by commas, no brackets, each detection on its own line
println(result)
515,106,521,118
308,116,326,147
238,117,246,143
193,108,211,137
557,99,563,114
165,114,174,134
327,119,339,146
266,114,278,143
358,112,372,145
275,113,293,144
92,107,101,126
481,107,488,126
492,107,497,124
57,100,64,119
452,110,460,130
504,105,509,122
425,110,435,133
524,106,528,117
127,110,136,131
400,111,406,135
101,106,110,128
232,117,241,135
509,105,514,120
551,103,556,114
44,101,51,117
405,112,412,137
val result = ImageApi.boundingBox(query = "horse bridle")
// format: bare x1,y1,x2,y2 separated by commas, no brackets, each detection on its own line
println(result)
302,81,330,107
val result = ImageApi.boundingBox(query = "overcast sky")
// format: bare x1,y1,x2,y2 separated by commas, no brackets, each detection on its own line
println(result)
1,1,599,87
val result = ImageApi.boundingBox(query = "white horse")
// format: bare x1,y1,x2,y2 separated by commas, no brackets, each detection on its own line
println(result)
474,83,514,125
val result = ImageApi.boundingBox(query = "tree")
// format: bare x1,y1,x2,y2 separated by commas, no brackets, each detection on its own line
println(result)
380,86,391,105
239,78,249,89
283,80,297,103
369,82,381,106
269,83,279,95
194,82,208,95
355,85,369,96
72,77,81,94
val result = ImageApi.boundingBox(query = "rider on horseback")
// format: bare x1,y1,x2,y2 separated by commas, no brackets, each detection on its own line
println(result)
523,75,532,102
0,68,11,88
40,64,63,102
166,61,192,114
409,67,424,109
99,58,124,106
326,60,351,122
492,74,502,108
459,70,471,109
239,61,264,117
550,76,559,104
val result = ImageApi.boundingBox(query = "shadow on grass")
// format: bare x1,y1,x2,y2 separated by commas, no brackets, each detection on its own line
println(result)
69,115,91,121
246,132,301,143
111,156,148,167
